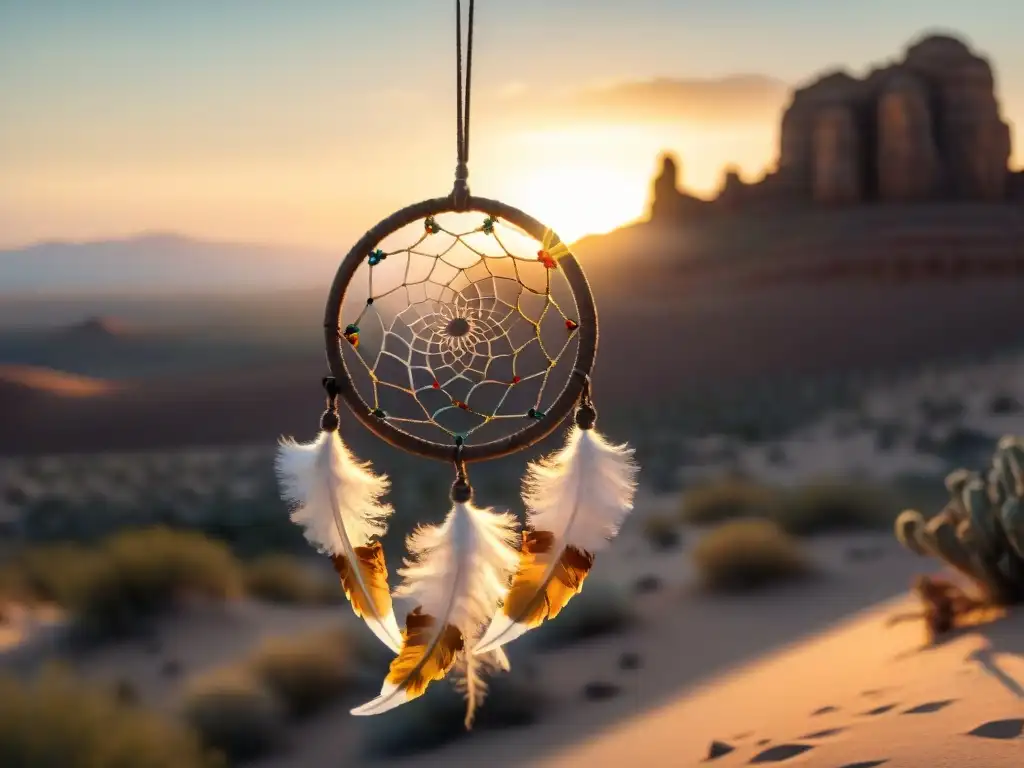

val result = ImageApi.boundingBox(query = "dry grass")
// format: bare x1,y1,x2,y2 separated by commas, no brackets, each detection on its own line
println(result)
0,665,222,768
361,675,545,759
0,527,241,640
241,555,340,606
772,481,899,535
0,529,353,642
526,579,635,652
692,519,814,592
179,667,285,764
680,478,900,535
642,515,684,551
243,628,358,720
178,625,377,763
679,479,777,526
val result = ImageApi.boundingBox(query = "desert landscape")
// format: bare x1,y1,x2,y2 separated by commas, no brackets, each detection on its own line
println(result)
1,15,1024,768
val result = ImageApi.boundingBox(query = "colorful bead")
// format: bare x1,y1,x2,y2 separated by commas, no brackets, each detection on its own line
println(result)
481,216,497,235
453,399,469,410
512,375,521,384
424,217,440,234
432,379,441,389
565,319,578,332
528,408,546,419
344,332,360,349
367,249,387,266
371,408,387,419
454,434,465,446
537,250,557,270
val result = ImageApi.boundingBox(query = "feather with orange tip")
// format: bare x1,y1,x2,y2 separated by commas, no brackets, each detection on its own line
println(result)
475,423,637,655
351,500,519,726
276,428,403,653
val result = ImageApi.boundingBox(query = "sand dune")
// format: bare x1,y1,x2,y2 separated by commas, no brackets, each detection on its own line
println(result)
538,600,1023,767
0,365,119,398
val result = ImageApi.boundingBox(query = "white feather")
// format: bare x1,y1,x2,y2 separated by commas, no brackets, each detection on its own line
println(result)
350,501,519,721
275,430,402,652
474,425,638,654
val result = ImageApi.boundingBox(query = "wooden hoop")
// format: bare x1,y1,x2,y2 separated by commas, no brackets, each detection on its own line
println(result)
323,195,598,464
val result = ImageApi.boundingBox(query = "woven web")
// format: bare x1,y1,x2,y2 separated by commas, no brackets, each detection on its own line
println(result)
338,213,581,446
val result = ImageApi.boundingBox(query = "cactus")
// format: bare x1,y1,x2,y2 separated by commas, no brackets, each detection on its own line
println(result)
895,436,1024,635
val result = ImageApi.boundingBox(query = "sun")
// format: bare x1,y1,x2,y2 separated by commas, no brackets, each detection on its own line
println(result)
507,164,643,244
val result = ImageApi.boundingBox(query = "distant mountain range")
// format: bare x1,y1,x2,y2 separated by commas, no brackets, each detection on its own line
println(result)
0,233,339,294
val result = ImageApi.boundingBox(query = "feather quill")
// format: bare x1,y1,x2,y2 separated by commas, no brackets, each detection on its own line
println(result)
475,424,638,655
276,429,403,653
351,500,519,724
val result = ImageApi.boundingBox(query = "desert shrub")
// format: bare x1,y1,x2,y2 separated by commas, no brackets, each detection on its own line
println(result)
679,479,777,526
770,481,898,535
242,555,340,605
0,527,242,640
179,668,284,764
679,477,902,537
692,519,813,592
244,628,357,720
0,666,221,768
361,674,544,758
526,579,635,652
642,515,684,551
73,527,241,637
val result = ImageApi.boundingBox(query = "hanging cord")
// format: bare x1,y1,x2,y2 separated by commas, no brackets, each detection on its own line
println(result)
451,443,472,502
320,376,341,432
452,0,475,209
575,373,597,430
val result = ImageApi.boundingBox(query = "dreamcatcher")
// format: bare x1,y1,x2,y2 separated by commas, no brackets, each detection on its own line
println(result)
276,0,638,728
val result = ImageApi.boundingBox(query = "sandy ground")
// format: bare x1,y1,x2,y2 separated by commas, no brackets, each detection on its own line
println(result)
246,513,949,768
2,350,1023,765
0,501,1019,767
536,601,1024,768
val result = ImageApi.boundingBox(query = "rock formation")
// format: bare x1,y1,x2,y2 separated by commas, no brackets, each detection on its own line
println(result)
648,33,1016,219
778,33,1011,204
648,154,710,222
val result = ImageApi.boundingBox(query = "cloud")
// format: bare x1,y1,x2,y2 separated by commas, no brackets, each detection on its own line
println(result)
500,75,791,127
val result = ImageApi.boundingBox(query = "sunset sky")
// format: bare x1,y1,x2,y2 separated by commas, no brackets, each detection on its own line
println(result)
2,0,1022,249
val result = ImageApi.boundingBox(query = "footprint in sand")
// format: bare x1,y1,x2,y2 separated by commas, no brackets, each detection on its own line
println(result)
859,687,890,698
705,740,736,760
799,727,846,739
748,744,814,763
966,719,1024,740
860,703,898,716
902,699,956,714
810,705,839,716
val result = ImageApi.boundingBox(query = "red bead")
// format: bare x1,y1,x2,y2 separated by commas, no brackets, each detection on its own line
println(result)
565,319,578,332
512,376,521,384
537,250,557,269
455,400,469,410
432,380,440,389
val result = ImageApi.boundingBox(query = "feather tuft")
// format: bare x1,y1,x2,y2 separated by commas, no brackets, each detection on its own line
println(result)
276,430,402,653
351,501,519,724
475,425,637,655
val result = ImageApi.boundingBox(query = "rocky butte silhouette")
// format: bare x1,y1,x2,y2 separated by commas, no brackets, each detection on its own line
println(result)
645,33,1024,287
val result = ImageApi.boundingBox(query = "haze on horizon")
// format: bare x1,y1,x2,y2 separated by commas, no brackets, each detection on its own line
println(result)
2,0,1022,251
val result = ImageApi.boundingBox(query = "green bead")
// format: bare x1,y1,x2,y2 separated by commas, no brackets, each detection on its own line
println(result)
372,408,387,419
454,434,465,446
344,324,359,335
